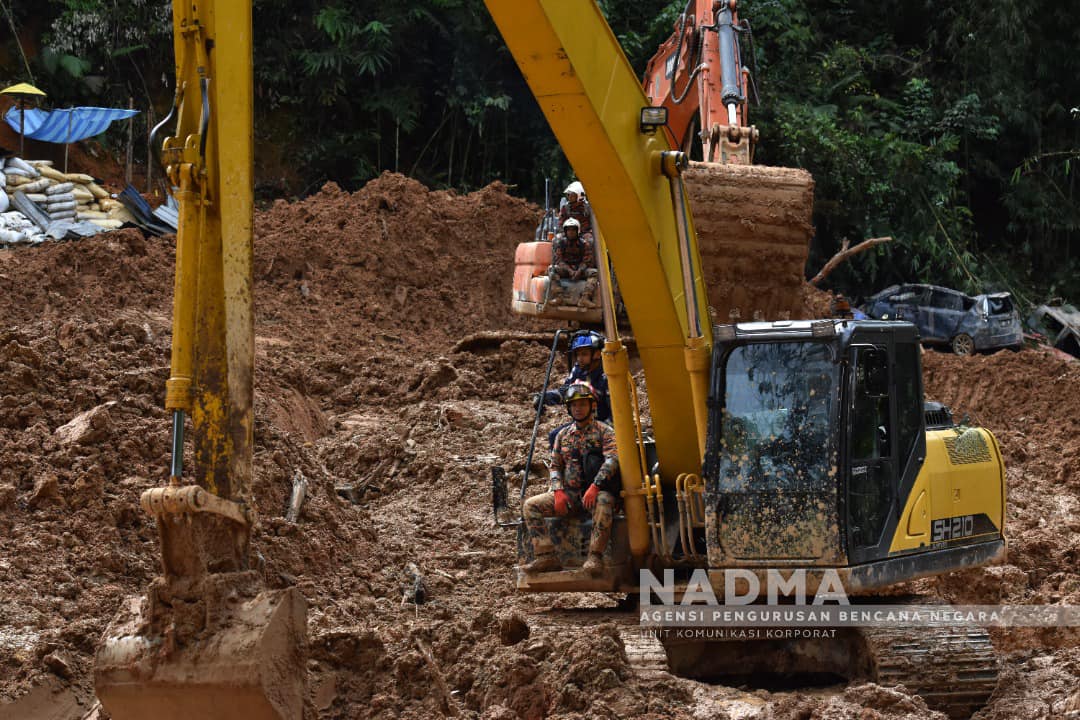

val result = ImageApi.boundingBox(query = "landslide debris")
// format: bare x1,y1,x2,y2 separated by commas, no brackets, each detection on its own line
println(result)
0,173,1077,720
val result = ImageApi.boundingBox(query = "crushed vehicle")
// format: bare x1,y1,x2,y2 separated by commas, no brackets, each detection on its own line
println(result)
862,283,1023,355
1026,302,1080,358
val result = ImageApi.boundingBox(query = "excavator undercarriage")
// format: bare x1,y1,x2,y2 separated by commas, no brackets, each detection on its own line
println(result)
660,623,998,719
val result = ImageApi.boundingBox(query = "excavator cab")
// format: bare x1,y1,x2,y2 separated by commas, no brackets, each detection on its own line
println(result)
703,319,1006,582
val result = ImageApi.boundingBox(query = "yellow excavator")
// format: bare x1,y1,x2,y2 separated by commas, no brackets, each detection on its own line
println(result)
487,1,1005,716
94,3,305,719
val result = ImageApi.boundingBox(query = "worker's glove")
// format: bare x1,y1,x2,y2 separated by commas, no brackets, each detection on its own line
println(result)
553,489,570,516
531,392,544,411
583,483,600,510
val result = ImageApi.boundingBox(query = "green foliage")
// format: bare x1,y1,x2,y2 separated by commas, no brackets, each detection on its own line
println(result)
741,0,1077,303
40,48,90,79
9,0,1077,302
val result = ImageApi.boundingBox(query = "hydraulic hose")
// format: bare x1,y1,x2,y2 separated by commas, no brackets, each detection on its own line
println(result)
518,329,566,509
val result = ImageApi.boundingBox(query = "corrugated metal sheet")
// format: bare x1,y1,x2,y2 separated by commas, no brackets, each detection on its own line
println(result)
117,185,175,236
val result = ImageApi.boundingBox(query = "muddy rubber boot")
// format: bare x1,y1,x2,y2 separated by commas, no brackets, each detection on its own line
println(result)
582,552,604,576
524,553,562,573
546,280,562,306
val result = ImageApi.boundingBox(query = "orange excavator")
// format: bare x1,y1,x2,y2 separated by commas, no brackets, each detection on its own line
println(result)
511,0,815,326
642,0,758,164
645,0,817,323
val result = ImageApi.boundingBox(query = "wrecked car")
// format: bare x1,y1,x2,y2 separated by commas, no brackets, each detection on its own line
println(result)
862,283,1023,355
1026,302,1080,358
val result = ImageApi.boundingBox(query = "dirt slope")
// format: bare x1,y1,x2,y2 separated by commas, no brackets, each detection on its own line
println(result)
0,173,1077,720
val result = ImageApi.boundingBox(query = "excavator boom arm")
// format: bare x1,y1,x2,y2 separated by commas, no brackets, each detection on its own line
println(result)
484,0,712,483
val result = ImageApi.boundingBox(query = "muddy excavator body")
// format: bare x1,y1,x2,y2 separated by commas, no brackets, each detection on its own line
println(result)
485,1,1006,715
94,1,306,717
508,320,1006,596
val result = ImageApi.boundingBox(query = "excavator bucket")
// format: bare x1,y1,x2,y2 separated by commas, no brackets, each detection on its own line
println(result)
511,239,603,323
95,575,306,720
684,162,816,322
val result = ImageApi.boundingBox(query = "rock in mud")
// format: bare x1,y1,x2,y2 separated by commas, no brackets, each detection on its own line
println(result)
28,474,62,508
42,649,75,679
53,401,116,446
0,483,16,510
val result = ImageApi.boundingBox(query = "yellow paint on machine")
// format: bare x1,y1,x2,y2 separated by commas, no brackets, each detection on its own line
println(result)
162,0,255,500
483,0,711,484
888,427,1006,554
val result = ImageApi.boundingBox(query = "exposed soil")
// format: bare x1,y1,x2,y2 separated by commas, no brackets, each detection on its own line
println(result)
686,162,816,323
0,172,1077,720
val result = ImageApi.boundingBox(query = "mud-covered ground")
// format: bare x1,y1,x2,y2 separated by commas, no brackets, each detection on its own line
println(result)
0,174,1078,719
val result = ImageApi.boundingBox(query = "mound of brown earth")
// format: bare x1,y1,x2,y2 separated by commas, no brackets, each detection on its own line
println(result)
1,173,1078,720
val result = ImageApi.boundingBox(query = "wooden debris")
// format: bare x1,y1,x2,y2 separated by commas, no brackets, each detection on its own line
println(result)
414,636,461,717
810,236,893,286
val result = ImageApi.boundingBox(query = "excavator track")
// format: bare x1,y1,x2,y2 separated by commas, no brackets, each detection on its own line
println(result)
528,608,998,717
684,162,815,322
862,625,999,719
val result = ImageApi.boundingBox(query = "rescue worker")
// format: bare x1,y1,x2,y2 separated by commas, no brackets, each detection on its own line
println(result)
523,381,618,576
534,331,611,447
831,294,868,320
558,180,593,238
548,217,598,307
549,218,596,281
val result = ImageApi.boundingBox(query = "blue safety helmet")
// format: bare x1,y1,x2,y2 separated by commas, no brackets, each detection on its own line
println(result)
571,332,604,353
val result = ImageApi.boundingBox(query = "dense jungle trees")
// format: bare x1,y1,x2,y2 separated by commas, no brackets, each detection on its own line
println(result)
3,0,1077,301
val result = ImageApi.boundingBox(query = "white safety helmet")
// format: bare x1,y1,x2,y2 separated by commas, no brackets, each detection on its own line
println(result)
564,181,585,198
562,217,581,233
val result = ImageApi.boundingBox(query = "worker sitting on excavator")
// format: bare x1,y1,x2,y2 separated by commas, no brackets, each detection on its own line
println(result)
547,217,598,307
523,381,619,576
558,180,593,238
535,331,611,447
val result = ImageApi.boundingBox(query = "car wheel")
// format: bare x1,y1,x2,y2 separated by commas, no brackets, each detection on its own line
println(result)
951,333,975,356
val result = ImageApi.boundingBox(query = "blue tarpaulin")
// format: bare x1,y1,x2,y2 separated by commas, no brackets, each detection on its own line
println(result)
4,106,139,144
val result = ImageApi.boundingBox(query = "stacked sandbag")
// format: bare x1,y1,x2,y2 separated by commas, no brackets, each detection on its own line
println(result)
2,157,127,232
0,211,47,246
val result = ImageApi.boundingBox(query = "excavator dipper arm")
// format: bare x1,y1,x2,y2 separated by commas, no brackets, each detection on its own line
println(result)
94,3,306,718
643,0,757,163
